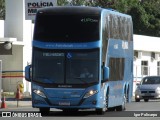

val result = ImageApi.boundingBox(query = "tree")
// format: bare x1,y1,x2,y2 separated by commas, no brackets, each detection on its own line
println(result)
57,0,69,6
85,0,160,37
128,0,160,37
128,4,148,35
141,0,160,37
57,0,86,6
0,0,5,20
112,0,139,13
70,0,86,5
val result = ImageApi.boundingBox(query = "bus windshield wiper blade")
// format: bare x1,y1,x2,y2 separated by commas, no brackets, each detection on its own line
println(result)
35,77,54,83
74,77,89,84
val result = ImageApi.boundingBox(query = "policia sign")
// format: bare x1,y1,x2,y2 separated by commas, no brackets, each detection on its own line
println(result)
25,0,57,20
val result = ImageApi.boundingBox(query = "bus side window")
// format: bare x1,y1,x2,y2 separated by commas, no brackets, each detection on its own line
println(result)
109,58,125,81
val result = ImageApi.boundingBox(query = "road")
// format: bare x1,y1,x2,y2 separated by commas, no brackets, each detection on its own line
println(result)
0,100,160,120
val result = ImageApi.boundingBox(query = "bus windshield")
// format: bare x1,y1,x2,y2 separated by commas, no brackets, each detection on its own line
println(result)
34,14,100,42
33,48,99,85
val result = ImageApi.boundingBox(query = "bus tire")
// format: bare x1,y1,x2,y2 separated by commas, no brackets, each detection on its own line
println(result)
96,108,106,115
106,90,109,110
39,108,50,115
116,94,126,111
62,108,78,113
108,107,116,111
126,87,129,102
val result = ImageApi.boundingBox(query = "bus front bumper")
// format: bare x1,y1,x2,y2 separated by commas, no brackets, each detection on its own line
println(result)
32,95,103,109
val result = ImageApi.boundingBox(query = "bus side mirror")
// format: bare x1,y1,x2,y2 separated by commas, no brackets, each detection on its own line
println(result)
102,67,109,83
25,65,31,82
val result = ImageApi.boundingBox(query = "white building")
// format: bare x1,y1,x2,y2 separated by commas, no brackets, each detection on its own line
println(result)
0,0,32,96
133,35,160,94
0,0,160,97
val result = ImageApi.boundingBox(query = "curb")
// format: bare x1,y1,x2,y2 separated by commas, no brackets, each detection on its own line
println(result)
5,98,31,101
1,97,31,101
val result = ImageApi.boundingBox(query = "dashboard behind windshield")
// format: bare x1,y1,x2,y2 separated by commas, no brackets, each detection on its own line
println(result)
32,48,99,85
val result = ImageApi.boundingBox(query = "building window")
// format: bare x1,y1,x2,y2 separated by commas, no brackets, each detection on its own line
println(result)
134,51,138,58
151,52,155,59
157,61,160,75
141,61,148,75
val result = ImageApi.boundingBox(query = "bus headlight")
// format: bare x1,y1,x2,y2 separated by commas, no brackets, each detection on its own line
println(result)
83,90,98,99
33,90,46,98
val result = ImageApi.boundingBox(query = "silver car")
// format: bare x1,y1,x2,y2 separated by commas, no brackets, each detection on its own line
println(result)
135,76,160,102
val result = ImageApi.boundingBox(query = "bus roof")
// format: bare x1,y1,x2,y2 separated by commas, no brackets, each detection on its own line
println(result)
37,6,102,16
37,6,131,19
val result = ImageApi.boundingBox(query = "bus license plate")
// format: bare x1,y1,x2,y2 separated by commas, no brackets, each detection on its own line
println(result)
59,102,70,106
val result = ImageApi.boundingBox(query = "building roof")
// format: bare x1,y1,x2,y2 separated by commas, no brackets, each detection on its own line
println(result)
134,34,160,52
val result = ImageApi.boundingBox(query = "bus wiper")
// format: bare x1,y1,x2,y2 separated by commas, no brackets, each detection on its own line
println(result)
36,77,54,83
74,77,89,84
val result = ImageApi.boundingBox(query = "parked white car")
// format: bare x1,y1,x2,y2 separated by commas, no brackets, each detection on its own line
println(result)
135,76,160,102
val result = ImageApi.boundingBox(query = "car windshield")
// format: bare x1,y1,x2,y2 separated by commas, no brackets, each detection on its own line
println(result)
32,48,99,85
141,77,160,84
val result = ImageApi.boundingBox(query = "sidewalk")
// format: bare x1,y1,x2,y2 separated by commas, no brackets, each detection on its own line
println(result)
0,101,32,111
3,100,32,108
0,94,32,109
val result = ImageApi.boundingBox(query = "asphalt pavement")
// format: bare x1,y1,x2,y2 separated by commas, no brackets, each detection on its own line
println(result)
0,96,135,110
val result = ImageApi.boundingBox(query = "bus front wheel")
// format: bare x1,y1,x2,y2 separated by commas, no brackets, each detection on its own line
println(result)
96,108,106,115
96,92,108,115
39,108,50,115
62,108,78,113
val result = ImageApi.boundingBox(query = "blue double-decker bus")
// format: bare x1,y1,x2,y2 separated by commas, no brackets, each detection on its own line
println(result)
25,6,133,114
